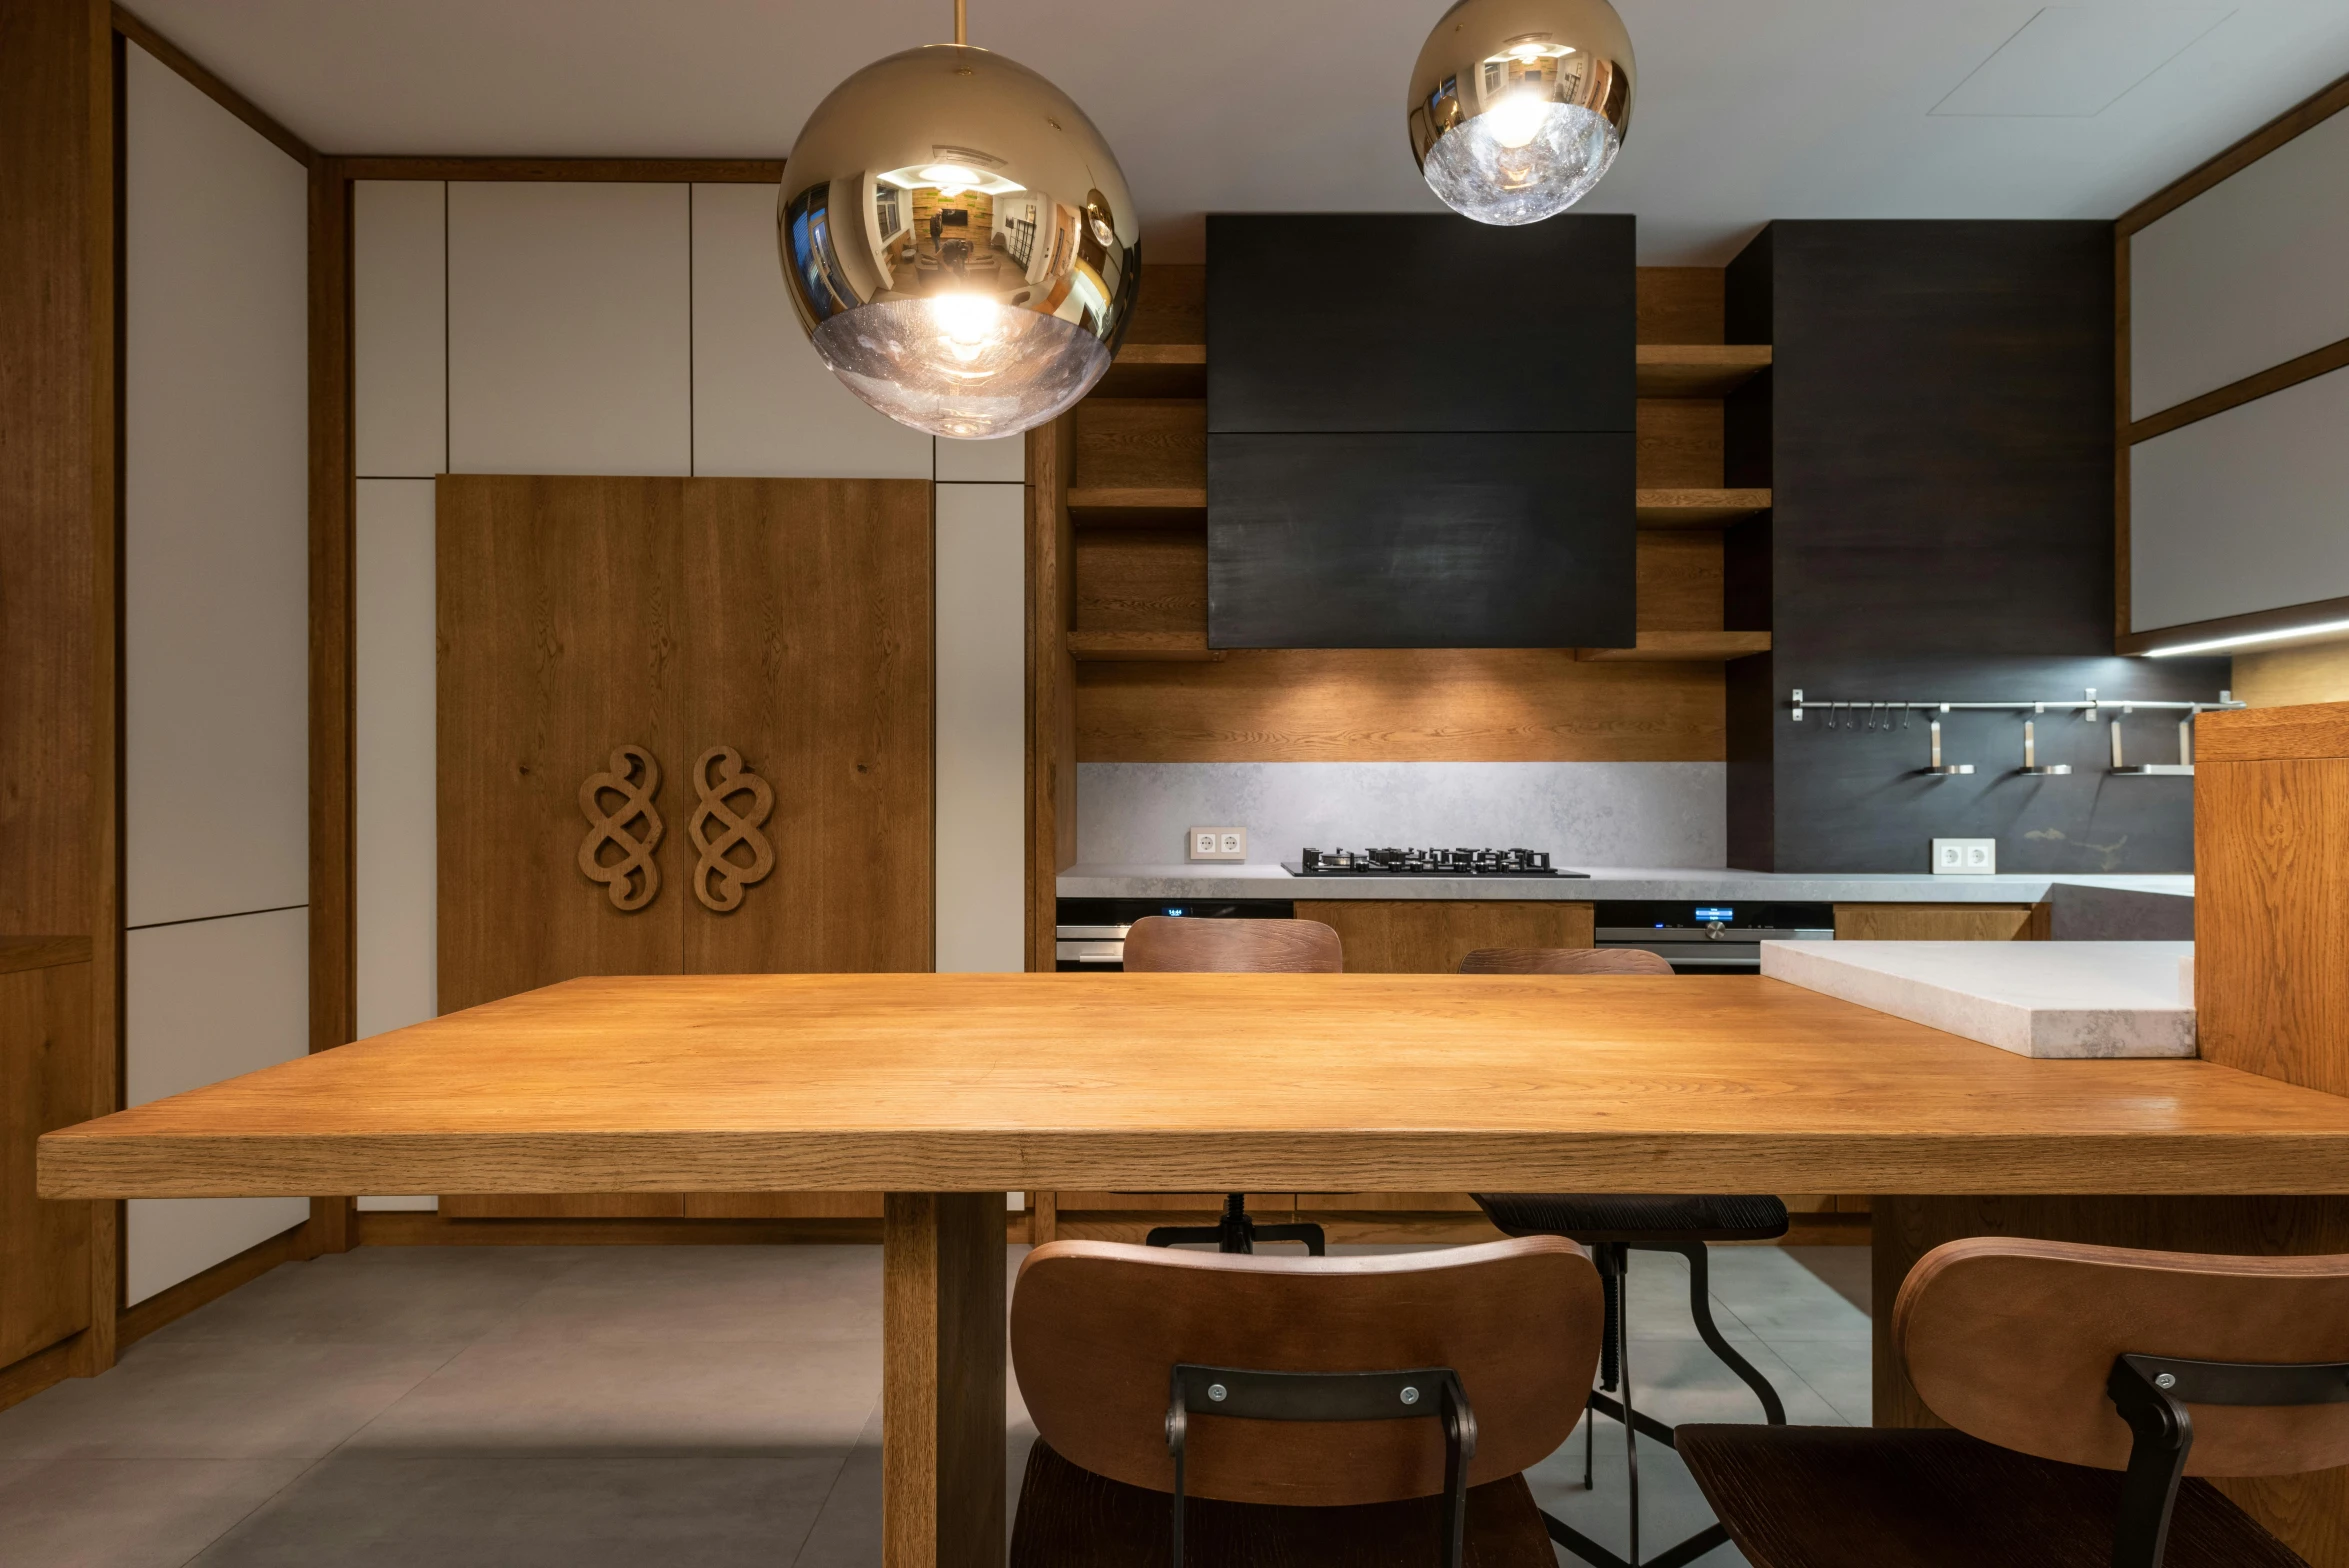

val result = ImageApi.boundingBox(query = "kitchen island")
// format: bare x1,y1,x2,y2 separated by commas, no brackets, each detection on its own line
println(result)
1060,864,2194,903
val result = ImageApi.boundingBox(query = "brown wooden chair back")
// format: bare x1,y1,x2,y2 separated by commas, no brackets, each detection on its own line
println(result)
1122,915,1342,973
1010,1237,1600,1506
1459,947,1673,976
1897,1237,2349,1476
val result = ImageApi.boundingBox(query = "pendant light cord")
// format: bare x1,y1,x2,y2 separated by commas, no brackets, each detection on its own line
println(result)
954,0,966,44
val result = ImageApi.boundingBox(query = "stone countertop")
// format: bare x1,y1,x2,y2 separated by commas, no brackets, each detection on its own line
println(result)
1759,939,2196,1059
1055,864,2195,904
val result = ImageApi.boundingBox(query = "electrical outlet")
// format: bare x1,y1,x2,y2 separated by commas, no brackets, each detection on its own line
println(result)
1932,837,1996,876
1188,826,1248,862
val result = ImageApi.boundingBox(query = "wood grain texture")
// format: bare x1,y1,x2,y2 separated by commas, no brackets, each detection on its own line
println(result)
1636,399,1724,487
307,159,357,1254
1067,631,1223,662
2232,642,2349,709
1832,904,2047,942
1636,267,1724,345
1122,915,1341,973
1076,649,1724,762
1460,947,1671,975
2197,757,2349,1097
1297,902,1596,975
682,1191,883,1219
1897,1237,2349,1476
0,937,93,976
1073,525,1205,635
0,961,92,1366
884,1192,1006,1568
2117,69,2349,236
1636,488,1771,526
3,0,115,1378
1636,345,1770,398
2198,699,2349,763
441,1193,685,1219
46,972,2349,1200
1010,1237,1598,1503
1576,632,1770,663
1872,1195,2349,1568
437,477,687,1013
676,479,933,975
1073,398,1202,495
1027,414,1078,972
1634,529,1722,631
355,1210,889,1246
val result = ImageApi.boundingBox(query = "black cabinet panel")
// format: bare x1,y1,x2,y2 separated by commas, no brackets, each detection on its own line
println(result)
1207,433,1634,649
1207,214,1634,434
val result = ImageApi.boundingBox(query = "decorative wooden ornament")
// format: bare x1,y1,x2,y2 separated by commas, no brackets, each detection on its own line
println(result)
688,746,775,913
576,745,664,911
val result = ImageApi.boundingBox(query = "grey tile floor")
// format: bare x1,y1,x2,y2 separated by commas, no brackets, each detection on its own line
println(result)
0,1241,1870,1567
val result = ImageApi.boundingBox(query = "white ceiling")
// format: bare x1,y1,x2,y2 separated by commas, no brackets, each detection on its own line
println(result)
124,0,2349,263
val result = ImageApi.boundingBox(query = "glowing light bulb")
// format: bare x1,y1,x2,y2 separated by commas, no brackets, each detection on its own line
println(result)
929,293,1004,364
1484,91,1552,150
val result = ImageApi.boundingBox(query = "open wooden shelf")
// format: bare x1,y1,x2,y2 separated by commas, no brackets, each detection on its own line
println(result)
1576,631,1772,663
1068,486,1207,515
1096,340,1206,398
1636,344,1771,397
1636,488,1771,527
1067,629,1225,663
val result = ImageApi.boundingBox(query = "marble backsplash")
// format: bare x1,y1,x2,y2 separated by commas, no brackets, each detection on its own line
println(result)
1075,762,1727,869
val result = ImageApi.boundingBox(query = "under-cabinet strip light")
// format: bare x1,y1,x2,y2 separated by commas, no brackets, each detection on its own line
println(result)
2142,617,2349,658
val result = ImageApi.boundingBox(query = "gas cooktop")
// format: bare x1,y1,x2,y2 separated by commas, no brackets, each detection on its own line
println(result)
1282,847,1587,878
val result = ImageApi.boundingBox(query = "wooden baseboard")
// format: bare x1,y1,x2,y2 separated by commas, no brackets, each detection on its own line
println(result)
118,1220,310,1352
0,1329,86,1416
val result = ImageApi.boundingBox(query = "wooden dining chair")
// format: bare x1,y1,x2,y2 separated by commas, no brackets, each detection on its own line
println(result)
1122,915,1342,1255
1459,944,1788,1568
1009,1236,1604,1568
1679,1238,2349,1567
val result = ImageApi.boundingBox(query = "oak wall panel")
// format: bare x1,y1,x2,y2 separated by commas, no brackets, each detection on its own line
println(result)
0,955,91,1366
1296,900,1597,974
1077,651,1723,763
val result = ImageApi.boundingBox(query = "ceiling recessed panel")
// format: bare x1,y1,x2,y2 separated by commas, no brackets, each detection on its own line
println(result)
1931,4,2236,117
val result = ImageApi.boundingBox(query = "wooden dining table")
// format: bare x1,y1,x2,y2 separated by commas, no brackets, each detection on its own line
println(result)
40,969,2349,1568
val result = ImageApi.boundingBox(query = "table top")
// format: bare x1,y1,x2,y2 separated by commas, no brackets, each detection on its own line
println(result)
39,972,2349,1199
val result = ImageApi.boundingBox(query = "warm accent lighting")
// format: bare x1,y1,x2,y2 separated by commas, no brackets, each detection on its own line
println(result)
2143,617,2349,657
778,2,1136,438
1406,0,1635,226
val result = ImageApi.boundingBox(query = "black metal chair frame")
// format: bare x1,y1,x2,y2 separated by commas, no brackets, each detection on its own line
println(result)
1167,1363,1476,1568
1146,1191,1326,1255
2106,1352,2349,1568
1546,1241,1789,1568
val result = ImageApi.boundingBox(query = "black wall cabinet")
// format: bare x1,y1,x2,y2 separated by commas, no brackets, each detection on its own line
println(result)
1723,221,2230,874
1205,214,1635,648
1208,432,1636,649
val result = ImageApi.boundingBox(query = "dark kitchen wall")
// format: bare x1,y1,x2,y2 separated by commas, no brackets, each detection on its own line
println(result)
1725,221,2229,873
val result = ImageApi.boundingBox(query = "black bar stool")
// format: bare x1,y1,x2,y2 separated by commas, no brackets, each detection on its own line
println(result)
1461,947,1791,1568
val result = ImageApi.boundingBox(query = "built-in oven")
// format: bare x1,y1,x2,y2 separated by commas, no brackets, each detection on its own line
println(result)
1594,901,1835,974
1054,899,1296,971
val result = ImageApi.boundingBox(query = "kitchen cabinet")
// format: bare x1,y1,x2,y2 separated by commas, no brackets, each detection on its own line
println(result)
1296,899,1596,974
1832,903,2048,941
1204,214,1635,649
0,942,92,1368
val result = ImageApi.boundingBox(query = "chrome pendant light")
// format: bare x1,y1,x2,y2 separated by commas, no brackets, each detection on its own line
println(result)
779,0,1137,439
1406,0,1635,226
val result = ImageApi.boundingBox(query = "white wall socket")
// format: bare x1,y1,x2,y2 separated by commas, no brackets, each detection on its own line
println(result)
1932,838,1997,876
1188,826,1248,862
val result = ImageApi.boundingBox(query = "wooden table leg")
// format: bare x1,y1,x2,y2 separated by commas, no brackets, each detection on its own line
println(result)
883,1192,1007,1568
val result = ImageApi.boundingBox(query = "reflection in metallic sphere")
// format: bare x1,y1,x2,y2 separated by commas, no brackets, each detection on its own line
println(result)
1406,0,1635,226
780,45,1138,439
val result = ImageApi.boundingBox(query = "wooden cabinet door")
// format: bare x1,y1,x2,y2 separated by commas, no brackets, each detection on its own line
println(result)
436,476,931,1220
0,949,92,1365
1295,900,1596,975
1831,903,2047,941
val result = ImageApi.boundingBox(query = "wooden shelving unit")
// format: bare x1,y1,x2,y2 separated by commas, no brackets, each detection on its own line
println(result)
1636,487,1773,527
1636,343,1771,397
1577,631,1772,663
1067,486,1206,513
1068,630,1224,663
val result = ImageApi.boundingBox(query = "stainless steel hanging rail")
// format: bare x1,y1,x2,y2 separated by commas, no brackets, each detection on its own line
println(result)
1786,686,2239,723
